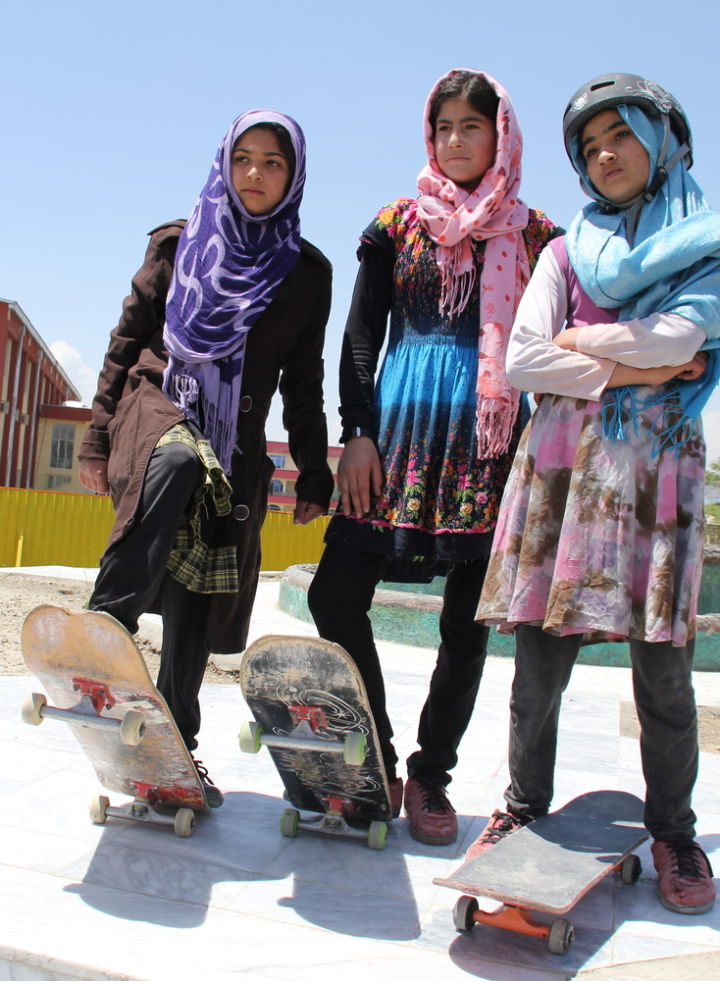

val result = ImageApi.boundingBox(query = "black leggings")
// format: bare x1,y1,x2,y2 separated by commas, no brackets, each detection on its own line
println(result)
308,542,490,784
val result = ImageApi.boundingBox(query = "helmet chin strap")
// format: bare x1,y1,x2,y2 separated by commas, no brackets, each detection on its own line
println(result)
601,116,692,245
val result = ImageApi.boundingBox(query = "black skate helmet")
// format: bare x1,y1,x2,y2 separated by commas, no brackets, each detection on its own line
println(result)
563,72,692,169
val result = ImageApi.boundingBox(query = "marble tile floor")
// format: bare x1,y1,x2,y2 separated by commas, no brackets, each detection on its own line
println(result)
1,568,719,980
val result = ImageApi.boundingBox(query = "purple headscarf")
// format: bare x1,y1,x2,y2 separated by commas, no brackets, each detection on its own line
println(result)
163,109,306,472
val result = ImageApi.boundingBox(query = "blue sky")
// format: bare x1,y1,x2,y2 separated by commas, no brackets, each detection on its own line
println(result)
3,0,720,461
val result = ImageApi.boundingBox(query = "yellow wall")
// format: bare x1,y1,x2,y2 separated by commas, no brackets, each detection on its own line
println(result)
259,509,328,569
0,487,329,570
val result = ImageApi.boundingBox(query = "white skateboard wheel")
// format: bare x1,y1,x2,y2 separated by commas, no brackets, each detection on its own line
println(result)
21,692,47,726
89,795,109,825
119,710,145,746
174,808,195,838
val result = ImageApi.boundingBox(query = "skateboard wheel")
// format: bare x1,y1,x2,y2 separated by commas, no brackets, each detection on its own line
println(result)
342,731,367,766
367,821,388,850
620,853,642,884
452,895,479,933
174,808,195,838
239,721,263,754
547,918,574,955
89,795,109,825
21,692,47,726
119,710,145,746
280,808,300,837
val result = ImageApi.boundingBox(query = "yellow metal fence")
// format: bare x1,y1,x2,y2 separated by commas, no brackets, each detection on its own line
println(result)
0,487,328,571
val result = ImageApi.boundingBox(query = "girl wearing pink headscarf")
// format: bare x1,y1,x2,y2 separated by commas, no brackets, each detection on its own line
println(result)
308,69,560,846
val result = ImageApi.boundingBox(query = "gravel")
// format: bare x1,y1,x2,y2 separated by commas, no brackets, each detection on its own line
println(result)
0,571,234,683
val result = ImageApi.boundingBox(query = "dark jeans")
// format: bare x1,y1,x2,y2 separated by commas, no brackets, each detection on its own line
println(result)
307,542,490,785
504,624,698,840
89,441,209,749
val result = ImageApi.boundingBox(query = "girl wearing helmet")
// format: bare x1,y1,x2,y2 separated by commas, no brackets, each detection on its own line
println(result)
472,74,719,914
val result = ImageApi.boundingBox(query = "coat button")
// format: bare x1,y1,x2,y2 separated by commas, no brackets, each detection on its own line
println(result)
239,395,252,412
233,504,250,521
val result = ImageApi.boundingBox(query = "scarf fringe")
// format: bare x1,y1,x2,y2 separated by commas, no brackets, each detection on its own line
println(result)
601,386,639,442
166,372,199,417
475,396,519,458
165,363,242,474
439,262,476,319
601,384,693,458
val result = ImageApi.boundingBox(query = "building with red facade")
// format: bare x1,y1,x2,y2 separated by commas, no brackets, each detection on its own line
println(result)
1,295,342,505
1,298,81,489
266,439,341,512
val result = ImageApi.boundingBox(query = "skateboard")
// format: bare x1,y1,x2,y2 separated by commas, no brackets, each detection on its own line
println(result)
434,790,648,954
239,634,392,849
20,604,210,837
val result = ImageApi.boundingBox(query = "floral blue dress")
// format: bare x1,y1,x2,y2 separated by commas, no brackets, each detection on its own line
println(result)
327,198,558,567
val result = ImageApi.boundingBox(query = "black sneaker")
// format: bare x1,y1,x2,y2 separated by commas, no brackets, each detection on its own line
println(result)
193,758,224,808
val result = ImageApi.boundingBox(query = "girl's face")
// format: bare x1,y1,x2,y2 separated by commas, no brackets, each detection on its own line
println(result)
433,96,496,191
231,127,291,215
580,109,651,205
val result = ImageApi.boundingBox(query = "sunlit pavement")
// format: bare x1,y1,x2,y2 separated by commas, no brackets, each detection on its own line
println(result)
2,567,719,981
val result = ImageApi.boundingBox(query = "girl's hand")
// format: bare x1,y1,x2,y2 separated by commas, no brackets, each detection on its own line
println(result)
607,353,708,389
337,436,383,517
293,501,326,525
79,459,110,494
675,351,709,381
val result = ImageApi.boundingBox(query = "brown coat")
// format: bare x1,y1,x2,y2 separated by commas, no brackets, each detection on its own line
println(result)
79,220,334,651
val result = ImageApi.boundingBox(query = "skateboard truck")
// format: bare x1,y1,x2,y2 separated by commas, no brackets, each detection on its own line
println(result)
21,680,146,747
239,705,367,765
453,896,575,954
280,795,388,850
451,853,642,955
89,789,196,838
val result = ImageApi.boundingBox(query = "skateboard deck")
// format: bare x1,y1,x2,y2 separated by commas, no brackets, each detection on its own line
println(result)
21,604,209,836
239,634,392,848
434,790,648,953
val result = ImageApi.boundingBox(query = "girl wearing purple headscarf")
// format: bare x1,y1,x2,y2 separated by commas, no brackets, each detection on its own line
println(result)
79,111,333,804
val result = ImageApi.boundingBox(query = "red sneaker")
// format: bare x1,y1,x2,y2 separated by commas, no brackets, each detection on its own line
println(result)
651,839,716,914
465,809,524,861
388,777,404,818
404,777,457,845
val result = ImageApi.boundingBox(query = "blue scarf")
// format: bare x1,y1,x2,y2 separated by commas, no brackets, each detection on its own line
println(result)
566,105,720,452
163,110,306,473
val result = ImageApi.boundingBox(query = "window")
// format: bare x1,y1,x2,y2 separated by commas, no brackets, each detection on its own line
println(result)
269,453,286,468
269,479,284,495
50,424,75,469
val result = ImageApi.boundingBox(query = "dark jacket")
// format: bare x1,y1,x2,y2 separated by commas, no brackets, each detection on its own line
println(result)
79,220,333,651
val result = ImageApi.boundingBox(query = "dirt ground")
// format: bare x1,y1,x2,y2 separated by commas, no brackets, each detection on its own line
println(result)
3,571,718,751
0,572,235,684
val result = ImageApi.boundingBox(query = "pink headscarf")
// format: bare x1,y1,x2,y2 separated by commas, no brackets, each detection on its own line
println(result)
417,69,530,458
